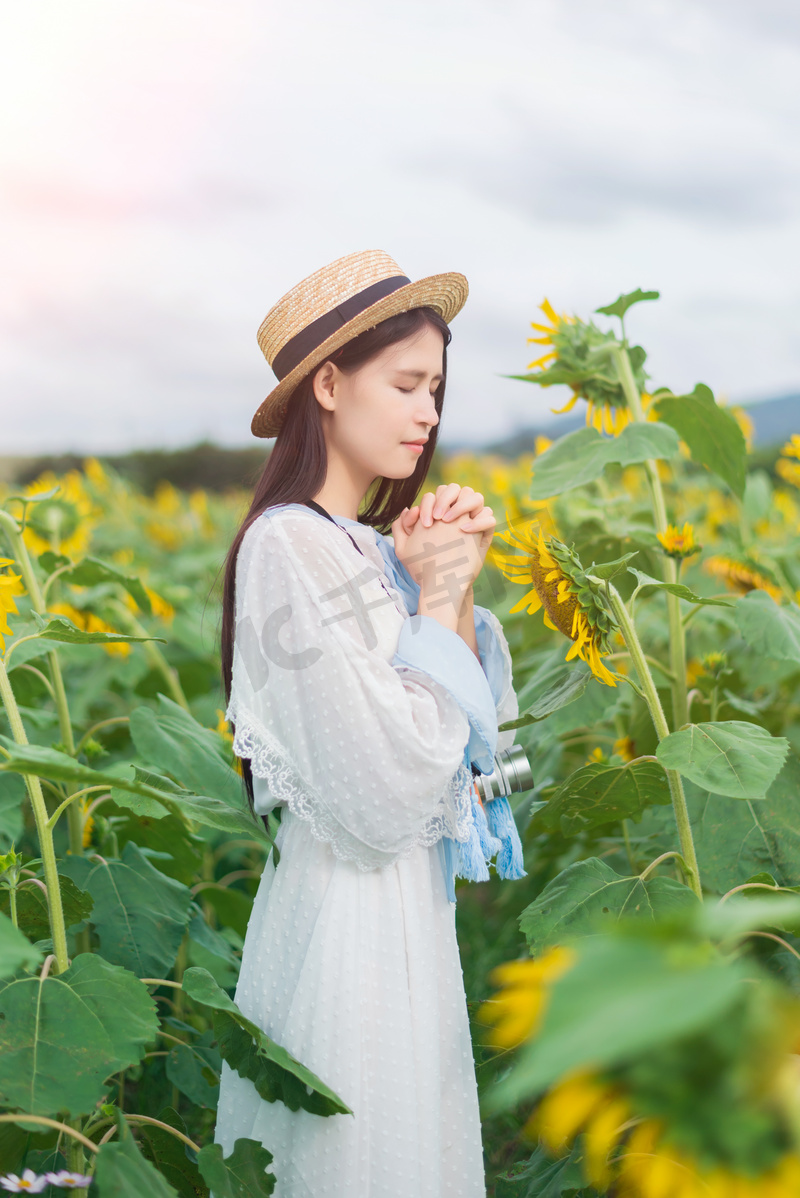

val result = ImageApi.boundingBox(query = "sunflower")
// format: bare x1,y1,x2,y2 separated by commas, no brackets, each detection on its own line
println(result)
477,946,577,1050
729,405,755,452
0,558,24,655
703,555,784,604
657,522,700,559
777,434,800,490
493,518,618,686
123,584,175,623
19,471,97,559
48,602,131,658
523,299,652,437
81,795,95,849
613,736,636,762
524,1069,800,1198
617,1119,800,1198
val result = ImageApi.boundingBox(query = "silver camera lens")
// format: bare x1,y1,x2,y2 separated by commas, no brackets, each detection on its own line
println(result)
472,744,534,803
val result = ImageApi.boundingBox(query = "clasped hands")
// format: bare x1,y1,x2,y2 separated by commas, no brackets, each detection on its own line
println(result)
390,484,496,596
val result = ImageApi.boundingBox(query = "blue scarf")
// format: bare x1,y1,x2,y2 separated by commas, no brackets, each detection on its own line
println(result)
436,745,526,902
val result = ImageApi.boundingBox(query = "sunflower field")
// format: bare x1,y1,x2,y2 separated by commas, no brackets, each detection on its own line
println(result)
1,288,800,1197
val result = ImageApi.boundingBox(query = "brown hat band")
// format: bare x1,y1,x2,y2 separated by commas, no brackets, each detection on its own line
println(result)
271,274,411,381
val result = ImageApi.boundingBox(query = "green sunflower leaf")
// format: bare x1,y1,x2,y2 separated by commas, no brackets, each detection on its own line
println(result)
534,757,671,836
656,721,790,800
28,614,164,647
595,289,660,320
197,1137,277,1197
629,568,734,607
0,912,42,979
45,555,152,614
653,383,747,497
182,966,351,1118
0,953,158,1116
528,422,679,500
519,857,698,952
735,591,800,665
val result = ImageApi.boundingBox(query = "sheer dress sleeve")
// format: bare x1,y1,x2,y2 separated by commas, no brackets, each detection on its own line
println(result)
373,531,519,754
227,508,499,871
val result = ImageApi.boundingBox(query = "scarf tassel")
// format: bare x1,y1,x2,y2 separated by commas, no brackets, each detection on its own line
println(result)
484,793,527,880
455,789,492,883
442,781,527,898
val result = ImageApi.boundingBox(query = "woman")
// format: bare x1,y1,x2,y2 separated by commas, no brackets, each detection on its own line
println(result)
214,250,523,1197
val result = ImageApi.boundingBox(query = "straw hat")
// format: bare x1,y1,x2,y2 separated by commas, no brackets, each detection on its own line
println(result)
251,249,469,438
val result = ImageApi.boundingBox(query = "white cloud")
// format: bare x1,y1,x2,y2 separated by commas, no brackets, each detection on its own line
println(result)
1,0,798,454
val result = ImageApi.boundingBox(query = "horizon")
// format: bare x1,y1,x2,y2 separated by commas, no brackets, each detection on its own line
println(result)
2,1,799,456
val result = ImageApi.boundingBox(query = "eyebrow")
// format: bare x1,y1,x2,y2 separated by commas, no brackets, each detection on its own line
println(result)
393,369,444,383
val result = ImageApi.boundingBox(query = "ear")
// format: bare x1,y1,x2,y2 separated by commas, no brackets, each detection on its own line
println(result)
312,360,338,414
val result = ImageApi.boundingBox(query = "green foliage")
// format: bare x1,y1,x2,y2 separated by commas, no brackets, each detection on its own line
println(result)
95,1111,181,1197
197,1136,277,1197
0,953,158,1116
0,911,42,977
60,842,193,977
653,383,747,497
496,1140,588,1198
0,870,92,942
656,721,790,799
503,661,591,729
0,290,798,1193
129,696,243,808
46,555,152,613
528,423,679,499
483,929,748,1114
0,773,25,847
628,568,733,607
136,1107,207,1197
735,590,800,664
182,967,352,1118
0,740,268,839
166,1036,221,1109
519,857,698,952
595,288,660,322
29,613,163,647
533,758,671,836
684,757,800,893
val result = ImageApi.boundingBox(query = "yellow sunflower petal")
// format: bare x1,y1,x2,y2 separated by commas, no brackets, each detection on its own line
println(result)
549,392,579,415
527,352,557,370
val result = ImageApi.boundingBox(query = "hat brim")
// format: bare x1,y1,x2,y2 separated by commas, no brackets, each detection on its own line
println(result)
250,271,468,439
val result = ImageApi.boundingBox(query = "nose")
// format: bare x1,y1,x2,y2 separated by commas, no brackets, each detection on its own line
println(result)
416,391,439,429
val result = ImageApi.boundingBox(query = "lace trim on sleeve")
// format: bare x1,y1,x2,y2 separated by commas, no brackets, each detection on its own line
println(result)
227,700,476,873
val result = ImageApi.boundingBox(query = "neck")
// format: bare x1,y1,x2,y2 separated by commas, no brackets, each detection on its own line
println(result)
311,445,376,522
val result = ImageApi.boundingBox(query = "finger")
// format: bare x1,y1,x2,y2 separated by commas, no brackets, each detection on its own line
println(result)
431,483,462,520
458,506,496,532
442,490,485,521
401,506,419,534
419,491,438,527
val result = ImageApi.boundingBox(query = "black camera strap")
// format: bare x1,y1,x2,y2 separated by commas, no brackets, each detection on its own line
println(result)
304,501,482,779
303,499,401,610
303,498,368,559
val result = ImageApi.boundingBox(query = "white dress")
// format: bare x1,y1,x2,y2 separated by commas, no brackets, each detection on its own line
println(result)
213,503,519,1198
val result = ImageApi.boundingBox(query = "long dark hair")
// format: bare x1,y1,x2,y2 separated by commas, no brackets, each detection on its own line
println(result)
221,304,452,814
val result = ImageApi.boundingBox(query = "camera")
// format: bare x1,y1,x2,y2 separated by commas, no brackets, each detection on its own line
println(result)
471,744,534,803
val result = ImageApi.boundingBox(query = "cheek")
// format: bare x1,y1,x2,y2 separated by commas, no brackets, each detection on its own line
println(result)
350,384,405,442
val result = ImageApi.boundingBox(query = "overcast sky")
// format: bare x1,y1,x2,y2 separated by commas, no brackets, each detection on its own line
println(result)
1,0,798,455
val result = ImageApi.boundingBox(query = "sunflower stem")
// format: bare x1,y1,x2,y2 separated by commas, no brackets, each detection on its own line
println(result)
108,599,190,711
0,508,84,857
611,346,689,729
591,576,702,899
0,654,70,971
